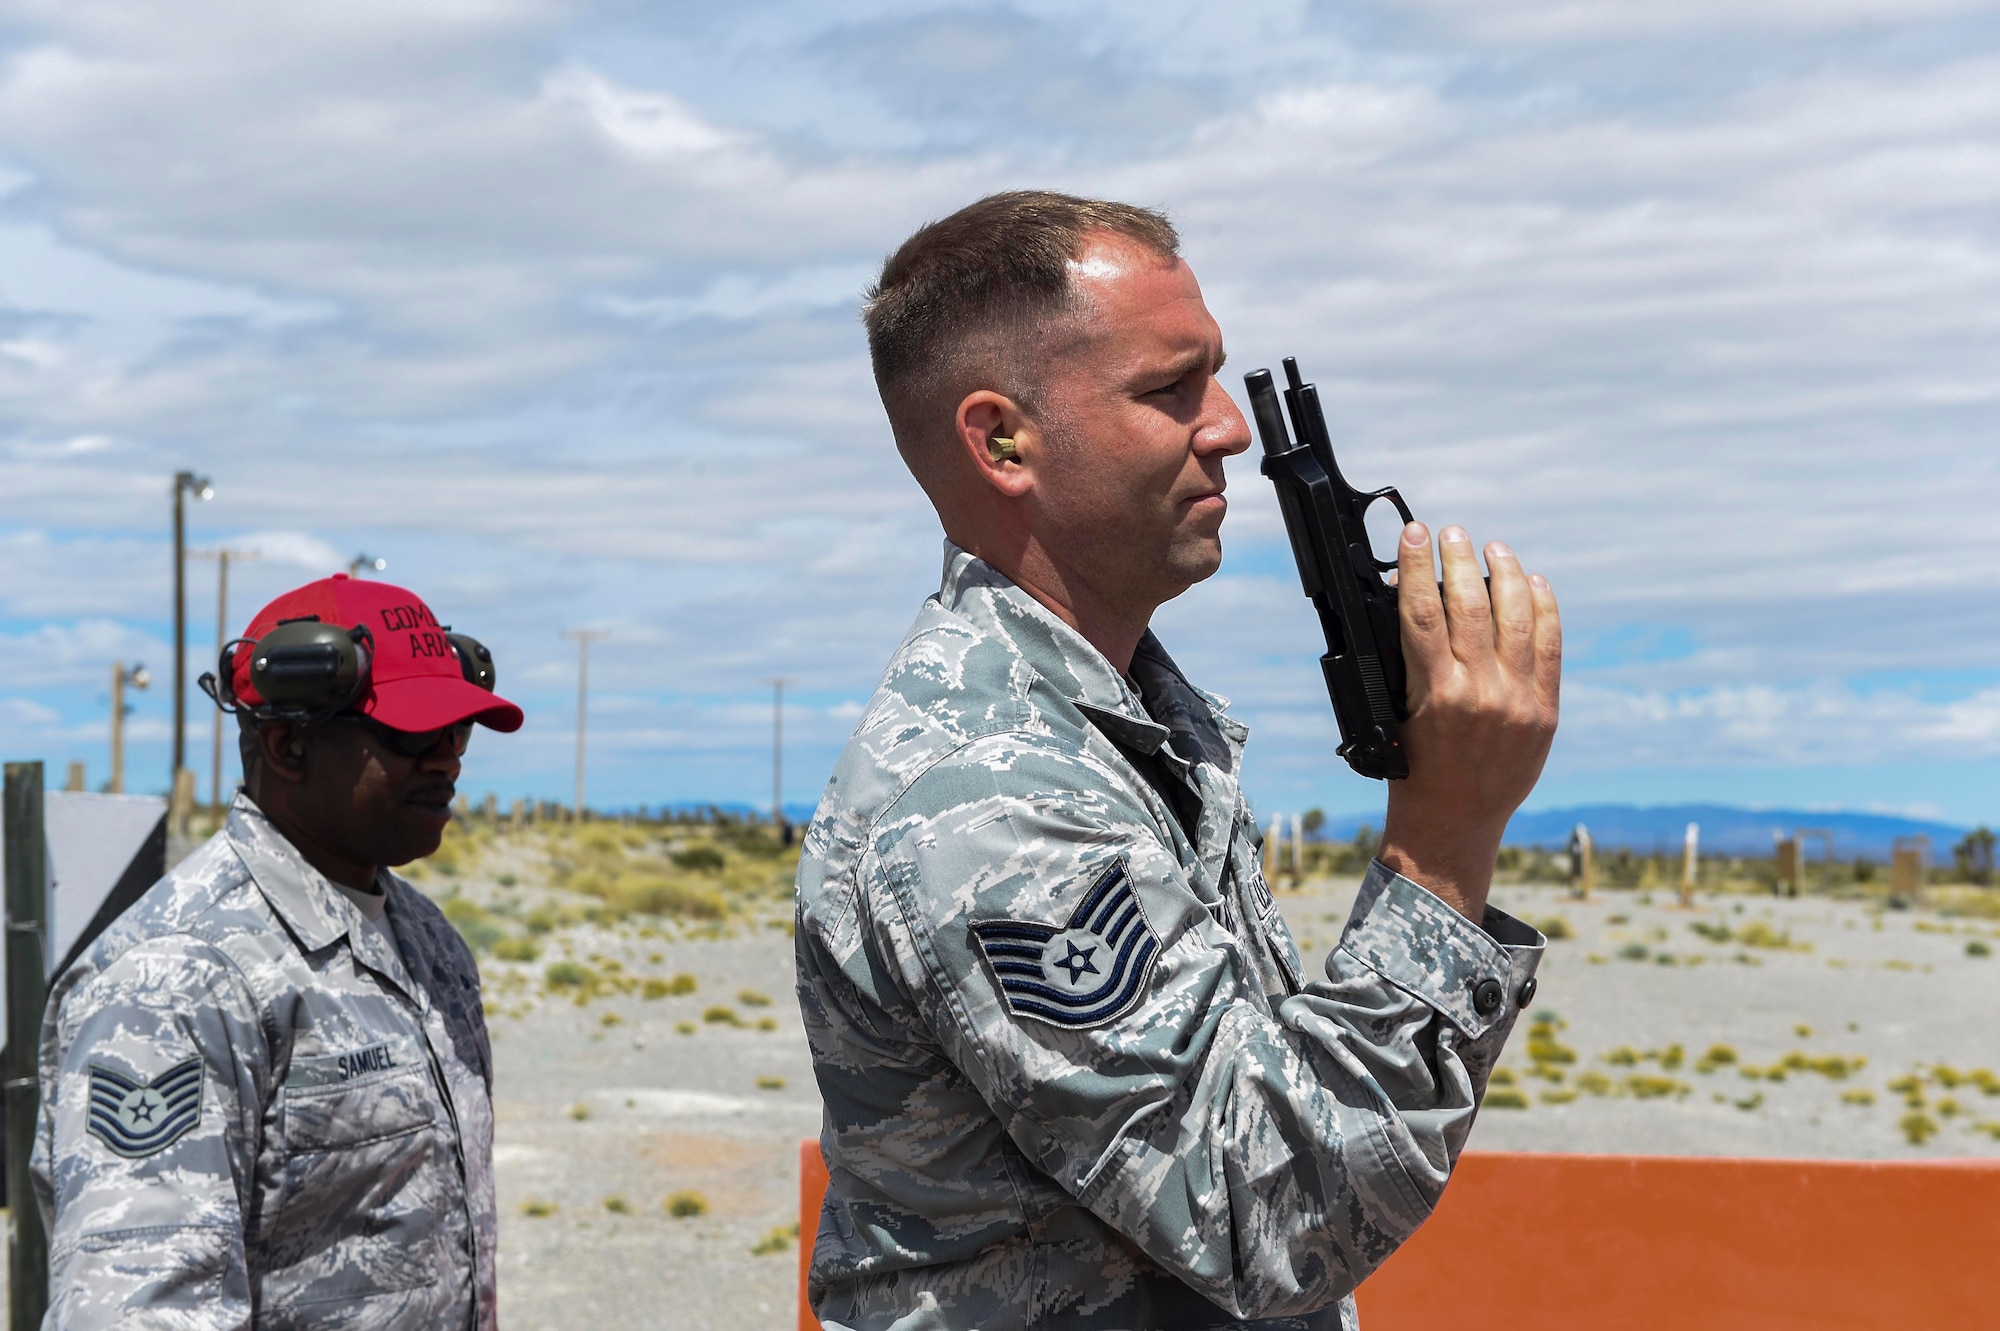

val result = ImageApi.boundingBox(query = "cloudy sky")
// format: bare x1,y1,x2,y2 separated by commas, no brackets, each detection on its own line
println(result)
2,0,1997,825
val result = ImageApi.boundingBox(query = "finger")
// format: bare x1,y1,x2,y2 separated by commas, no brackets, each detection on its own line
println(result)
1436,525,1492,667
1485,540,1535,677
1529,572,1563,715
1396,522,1448,693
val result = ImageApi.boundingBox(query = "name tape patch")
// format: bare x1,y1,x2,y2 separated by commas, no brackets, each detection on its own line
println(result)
286,1039,407,1089
969,859,1160,1029
87,1057,203,1158
1249,865,1275,917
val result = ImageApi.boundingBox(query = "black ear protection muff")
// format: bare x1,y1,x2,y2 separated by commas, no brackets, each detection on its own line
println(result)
449,633,496,691
200,616,374,724
200,618,500,724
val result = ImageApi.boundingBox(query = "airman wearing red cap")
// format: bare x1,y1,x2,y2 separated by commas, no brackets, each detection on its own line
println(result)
34,574,520,1331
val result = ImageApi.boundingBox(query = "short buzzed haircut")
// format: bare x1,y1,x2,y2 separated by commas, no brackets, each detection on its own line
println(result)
864,191,1179,470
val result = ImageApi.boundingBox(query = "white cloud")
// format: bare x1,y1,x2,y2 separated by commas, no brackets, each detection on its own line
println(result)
540,65,743,159
0,618,165,687
0,2,1995,816
1553,679,2000,768
0,697,60,726
1408,0,1996,41
592,263,874,328
225,532,349,575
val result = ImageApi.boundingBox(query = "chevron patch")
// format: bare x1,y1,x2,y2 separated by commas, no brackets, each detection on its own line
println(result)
88,1057,203,1158
970,859,1160,1028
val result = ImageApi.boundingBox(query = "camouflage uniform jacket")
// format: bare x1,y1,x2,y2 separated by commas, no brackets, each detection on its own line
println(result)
32,793,497,1331
796,544,1544,1330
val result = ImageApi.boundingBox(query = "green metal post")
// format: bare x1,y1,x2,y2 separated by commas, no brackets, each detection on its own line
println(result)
4,762,49,1328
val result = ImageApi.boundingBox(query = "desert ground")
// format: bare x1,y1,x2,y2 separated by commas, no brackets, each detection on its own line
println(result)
21,818,2000,1328
426,818,1999,1330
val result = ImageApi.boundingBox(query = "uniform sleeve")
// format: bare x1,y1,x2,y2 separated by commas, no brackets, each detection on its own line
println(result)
867,744,1543,1321
33,937,267,1330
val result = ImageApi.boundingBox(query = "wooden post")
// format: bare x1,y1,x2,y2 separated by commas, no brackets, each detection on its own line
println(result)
1569,824,1595,900
1680,822,1699,907
64,761,85,794
4,761,51,1328
1776,837,1802,897
1890,836,1929,901
1889,850,1919,898
169,766,197,841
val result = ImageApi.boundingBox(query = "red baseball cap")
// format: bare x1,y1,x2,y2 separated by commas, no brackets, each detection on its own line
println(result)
231,574,524,733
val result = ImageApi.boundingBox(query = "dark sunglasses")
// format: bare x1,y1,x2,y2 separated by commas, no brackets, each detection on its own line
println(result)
333,713,474,759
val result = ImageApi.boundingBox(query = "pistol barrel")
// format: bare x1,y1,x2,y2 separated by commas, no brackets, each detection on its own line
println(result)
1244,369,1295,458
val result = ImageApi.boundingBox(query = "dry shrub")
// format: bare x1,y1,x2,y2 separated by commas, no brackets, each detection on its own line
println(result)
611,875,725,920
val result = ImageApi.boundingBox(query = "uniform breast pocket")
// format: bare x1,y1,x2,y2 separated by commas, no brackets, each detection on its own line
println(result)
265,1063,443,1316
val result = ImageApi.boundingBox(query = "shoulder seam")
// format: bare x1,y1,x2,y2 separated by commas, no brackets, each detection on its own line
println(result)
862,722,1094,850
84,842,256,974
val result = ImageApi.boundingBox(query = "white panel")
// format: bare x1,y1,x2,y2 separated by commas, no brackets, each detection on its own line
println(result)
43,792,168,977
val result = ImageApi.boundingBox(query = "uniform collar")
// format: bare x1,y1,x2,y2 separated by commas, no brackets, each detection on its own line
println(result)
936,542,1243,771
225,793,419,1001
938,543,1167,750
1129,633,1245,775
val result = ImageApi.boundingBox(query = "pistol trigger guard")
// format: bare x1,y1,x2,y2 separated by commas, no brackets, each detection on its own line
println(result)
1360,488,1416,572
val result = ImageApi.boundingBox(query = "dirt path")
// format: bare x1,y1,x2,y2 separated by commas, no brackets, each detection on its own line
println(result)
486,921,818,1331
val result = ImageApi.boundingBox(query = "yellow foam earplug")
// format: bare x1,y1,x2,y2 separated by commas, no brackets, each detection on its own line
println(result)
988,436,1018,461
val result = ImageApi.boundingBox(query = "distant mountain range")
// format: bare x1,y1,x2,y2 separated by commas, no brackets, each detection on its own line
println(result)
1306,803,1973,860
634,799,1975,862
634,800,819,825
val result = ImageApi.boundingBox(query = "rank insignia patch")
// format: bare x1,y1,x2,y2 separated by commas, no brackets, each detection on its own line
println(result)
87,1057,202,1158
970,859,1160,1028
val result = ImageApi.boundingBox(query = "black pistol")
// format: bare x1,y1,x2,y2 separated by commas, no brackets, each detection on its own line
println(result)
1245,358,1415,780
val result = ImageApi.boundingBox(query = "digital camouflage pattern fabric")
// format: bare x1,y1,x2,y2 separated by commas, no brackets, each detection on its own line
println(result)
33,794,497,1330
795,545,1545,1330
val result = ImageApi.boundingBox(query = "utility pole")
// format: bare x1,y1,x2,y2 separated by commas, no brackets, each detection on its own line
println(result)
763,678,791,837
5,761,50,1328
189,548,259,808
561,630,610,820
109,662,151,794
171,470,213,789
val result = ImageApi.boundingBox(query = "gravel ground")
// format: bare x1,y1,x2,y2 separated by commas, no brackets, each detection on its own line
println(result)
480,872,2000,1329
31,833,1995,1329
1292,878,2000,1160
487,919,819,1331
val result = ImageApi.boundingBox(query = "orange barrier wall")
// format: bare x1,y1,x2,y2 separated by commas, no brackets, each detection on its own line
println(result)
798,1142,1999,1330
799,1141,826,1331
